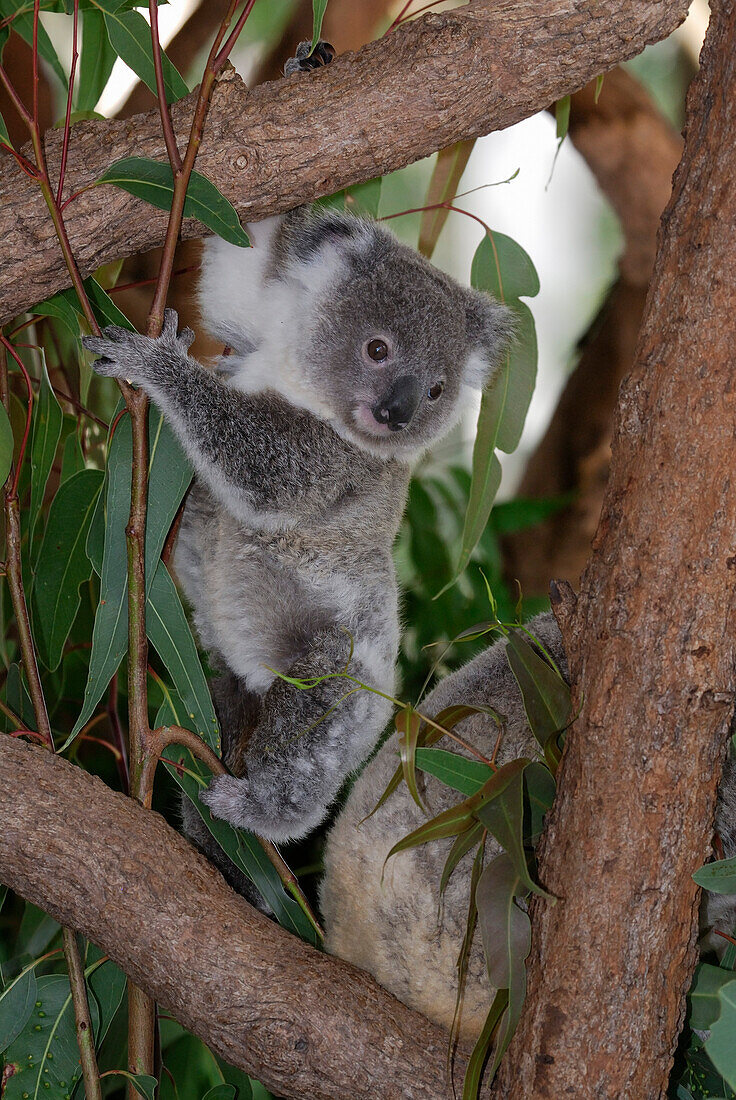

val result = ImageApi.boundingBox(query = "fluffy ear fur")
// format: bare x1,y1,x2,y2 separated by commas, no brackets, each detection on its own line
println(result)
462,289,516,390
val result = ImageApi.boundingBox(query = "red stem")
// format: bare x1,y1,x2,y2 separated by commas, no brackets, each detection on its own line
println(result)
32,0,39,130
148,0,182,174
213,0,258,74
384,0,414,34
56,0,80,205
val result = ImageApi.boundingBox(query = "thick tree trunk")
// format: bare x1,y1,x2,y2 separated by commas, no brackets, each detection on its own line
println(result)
493,3,736,1096
0,737,465,1100
0,0,689,325
502,68,683,596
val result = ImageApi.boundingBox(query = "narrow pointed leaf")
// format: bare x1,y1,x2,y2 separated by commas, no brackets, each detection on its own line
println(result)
77,9,117,112
29,353,63,552
101,6,188,103
415,746,494,796
555,94,571,141
461,988,508,1100
0,1,67,87
396,705,425,810
471,232,540,302
419,138,476,258
311,0,328,47
440,821,484,896
693,855,736,894
523,761,556,846
147,560,219,752
474,757,551,897
203,1088,237,1100
505,628,570,746
32,469,103,670
97,157,249,247
33,291,83,341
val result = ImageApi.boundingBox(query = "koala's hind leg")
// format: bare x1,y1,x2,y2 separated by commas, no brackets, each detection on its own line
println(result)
201,627,394,843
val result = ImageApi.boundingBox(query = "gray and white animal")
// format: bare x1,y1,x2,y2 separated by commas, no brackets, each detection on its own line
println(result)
321,611,736,1040
83,205,512,844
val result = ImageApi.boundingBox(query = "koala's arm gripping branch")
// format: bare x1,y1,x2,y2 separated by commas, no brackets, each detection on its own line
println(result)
84,316,360,524
0,737,461,1100
0,0,689,325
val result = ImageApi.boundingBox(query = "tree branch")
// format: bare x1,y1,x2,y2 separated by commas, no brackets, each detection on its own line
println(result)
0,736,464,1100
493,2,736,1094
0,0,689,325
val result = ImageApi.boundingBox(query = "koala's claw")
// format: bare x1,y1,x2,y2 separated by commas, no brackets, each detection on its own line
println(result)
82,309,194,382
284,39,335,76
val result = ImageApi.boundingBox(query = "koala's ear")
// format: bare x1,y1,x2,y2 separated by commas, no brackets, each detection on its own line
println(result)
276,205,367,271
462,289,516,390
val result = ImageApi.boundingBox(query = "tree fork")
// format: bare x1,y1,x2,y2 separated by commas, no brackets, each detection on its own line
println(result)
494,2,736,1095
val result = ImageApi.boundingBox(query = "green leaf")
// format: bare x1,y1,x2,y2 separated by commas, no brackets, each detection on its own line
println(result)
67,411,192,745
439,820,484,896
97,157,250,247
203,1088,237,1100
484,300,537,455
690,963,736,1031
474,758,551,898
33,291,83,341
705,979,736,1088
594,73,605,103
99,5,188,103
505,628,570,748
476,852,531,990
0,966,37,1052
115,1073,158,1100
523,761,556,846
396,706,424,810
310,0,328,50
488,495,570,535
212,1056,255,1100
2,973,100,1100
555,95,571,142
415,746,494,796
419,139,475,259
0,108,10,147
85,946,126,1046
77,9,117,112
471,232,539,302
462,988,508,1100
32,469,103,671
0,402,13,486
147,561,220,751
0,0,67,87
29,352,63,552
160,720,320,946
693,855,736,895
315,177,382,220
6,662,36,730
60,275,134,332
60,429,85,483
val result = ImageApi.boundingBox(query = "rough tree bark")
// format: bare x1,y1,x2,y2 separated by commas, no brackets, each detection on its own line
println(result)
493,2,736,1096
0,0,689,326
0,737,466,1100
502,67,683,596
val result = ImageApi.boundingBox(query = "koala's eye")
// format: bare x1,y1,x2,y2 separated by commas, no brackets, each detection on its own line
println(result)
427,381,444,401
366,338,389,363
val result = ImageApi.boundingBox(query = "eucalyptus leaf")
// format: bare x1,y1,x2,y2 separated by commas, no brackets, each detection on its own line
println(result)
33,469,103,671
100,5,188,103
29,353,63,553
419,139,475,258
474,758,551,898
78,9,117,112
97,158,249,247
316,178,382,219
690,963,736,1031
147,561,219,751
693,856,736,895
505,628,570,748
0,0,67,87
440,821,484,897
33,291,83,341
0,966,37,1053
705,979,736,1088
2,974,100,1100
470,232,539,302
415,746,494,796
203,1087,237,1100
462,988,508,1100
396,706,424,810
311,0,328,47
6,663,35,730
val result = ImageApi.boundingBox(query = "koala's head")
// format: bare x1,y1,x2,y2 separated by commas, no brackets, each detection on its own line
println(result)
199,206,514,460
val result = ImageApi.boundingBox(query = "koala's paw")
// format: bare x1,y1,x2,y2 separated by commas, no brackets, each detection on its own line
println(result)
82,308,194,385
284,39,335,76
201,771,321,844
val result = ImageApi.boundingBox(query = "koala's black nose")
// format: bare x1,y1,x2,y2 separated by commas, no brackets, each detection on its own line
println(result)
372,375,424,431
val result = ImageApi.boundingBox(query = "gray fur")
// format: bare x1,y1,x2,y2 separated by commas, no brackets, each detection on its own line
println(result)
83,206,511,844
321,611,736,1039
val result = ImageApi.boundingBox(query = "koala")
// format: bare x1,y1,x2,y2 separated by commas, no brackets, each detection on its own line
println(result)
320,611,736,1040
83,206,512,847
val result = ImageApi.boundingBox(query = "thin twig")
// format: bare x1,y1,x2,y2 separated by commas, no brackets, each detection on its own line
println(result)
148,0,182,174
56,0,80,205
63,928,103,1100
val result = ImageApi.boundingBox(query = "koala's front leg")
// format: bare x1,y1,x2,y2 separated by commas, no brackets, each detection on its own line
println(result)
84,310,342,526
201,628,393,843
